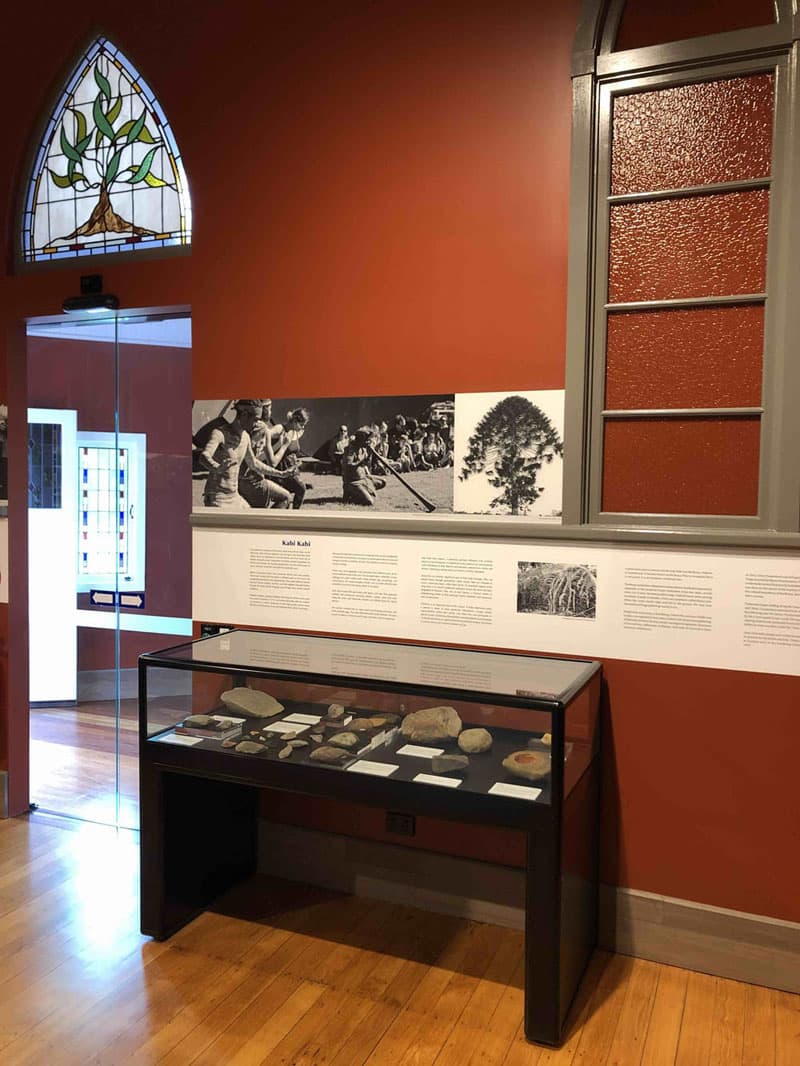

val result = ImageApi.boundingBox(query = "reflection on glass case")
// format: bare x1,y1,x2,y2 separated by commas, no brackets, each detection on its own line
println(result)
139,629,601,1048
142,629,599,805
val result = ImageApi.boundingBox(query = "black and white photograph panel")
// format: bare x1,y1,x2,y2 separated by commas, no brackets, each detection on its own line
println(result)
517,562,597,619
192,394,455,514
453,390,564,518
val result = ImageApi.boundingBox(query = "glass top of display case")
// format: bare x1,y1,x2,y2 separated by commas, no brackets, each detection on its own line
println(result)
144,628,599,705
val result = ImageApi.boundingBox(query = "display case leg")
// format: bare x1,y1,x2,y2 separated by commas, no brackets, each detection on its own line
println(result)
524,827,562,1046
140,766,258,940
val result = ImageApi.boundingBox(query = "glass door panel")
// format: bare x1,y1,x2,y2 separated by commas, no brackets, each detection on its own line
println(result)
28,314,121,825
116,313,193,829
27,310,192,828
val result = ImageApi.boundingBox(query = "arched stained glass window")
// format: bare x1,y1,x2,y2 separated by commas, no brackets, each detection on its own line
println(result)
21,37,191,264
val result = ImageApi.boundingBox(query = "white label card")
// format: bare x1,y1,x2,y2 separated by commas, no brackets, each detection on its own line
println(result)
489,782,543,801
211,714,246,724
158,733,203,747
414,773,461,788
397,744,445,759
347,761,399,778
259,722,308,735
283,713,322,725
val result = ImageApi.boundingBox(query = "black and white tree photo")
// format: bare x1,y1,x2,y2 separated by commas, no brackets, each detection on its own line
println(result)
454,391,564,518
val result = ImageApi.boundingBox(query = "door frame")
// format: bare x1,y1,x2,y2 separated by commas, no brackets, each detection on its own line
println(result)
5,304,190,818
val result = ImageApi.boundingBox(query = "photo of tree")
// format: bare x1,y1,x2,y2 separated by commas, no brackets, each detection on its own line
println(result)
517,562,597,619
454,391,564,518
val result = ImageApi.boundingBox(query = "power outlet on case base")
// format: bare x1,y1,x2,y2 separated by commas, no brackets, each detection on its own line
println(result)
385,811,416,836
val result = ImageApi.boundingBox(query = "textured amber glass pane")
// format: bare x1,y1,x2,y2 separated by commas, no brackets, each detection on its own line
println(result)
605,304,764,410
615,0,775,53
602,418,760,515
608,190,768,303
611,75,774,195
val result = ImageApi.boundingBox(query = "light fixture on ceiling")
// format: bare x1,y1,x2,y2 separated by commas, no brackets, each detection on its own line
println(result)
63,274,120,314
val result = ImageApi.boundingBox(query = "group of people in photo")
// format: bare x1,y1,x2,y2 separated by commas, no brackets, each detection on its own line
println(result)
193,399,310,510
321,414,453,474
193,398,455,510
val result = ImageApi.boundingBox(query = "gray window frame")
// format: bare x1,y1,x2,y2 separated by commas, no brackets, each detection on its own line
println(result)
564,0,800,540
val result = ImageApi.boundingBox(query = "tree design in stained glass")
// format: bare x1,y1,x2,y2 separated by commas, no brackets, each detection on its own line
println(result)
21,37,191,263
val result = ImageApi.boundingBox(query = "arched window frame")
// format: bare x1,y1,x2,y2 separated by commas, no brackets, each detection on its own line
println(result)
17,34,191,269
564,0,800,538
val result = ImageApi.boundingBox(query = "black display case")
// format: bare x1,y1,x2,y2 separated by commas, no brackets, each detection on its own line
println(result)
139,629,602,1046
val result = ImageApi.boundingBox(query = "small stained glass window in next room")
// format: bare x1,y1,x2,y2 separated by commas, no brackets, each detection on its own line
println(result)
79,445,129,581
21,36,191,264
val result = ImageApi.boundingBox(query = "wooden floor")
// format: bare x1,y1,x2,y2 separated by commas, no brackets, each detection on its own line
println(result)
0,815,797,1066
29,699,140,827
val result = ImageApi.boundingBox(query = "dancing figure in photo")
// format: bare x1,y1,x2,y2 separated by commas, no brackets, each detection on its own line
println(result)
198,400,289,510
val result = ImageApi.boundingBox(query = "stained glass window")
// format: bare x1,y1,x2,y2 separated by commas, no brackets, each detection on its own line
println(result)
76,431,146,592
79,445,129,579
21,37,191,263
28,423,63,508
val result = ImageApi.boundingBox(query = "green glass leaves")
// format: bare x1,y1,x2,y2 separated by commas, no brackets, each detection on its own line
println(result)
105,147,124,184
59,125,81,163
93,95,116,143
126,146,158,184
48,169,76,188
126,111,146,144
94,65,112,101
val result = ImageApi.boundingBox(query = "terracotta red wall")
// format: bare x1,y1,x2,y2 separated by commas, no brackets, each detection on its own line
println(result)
1,1,799,924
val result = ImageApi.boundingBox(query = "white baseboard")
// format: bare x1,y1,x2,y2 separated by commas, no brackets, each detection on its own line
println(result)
258,821,800,994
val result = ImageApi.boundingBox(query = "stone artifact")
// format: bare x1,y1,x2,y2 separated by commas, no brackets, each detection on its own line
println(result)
347,718,377,733
400,706,462,743
431,755,469,775
502,750,551,781
527,733,553,749
235,740,267,754
327,704,346,719
221,687,284,718
368,715,398,728
289,739,308,748
222,739,237,749
458,728,492,754
280,732,301,741
184,714,212,728
310,734,324,743
329,731,359,749
310,745,348,764
278,744,293,759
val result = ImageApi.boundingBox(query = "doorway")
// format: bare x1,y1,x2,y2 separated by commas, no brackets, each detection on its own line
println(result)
27,311,192,828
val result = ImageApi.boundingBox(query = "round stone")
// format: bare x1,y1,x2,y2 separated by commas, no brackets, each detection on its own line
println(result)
458,728,492,754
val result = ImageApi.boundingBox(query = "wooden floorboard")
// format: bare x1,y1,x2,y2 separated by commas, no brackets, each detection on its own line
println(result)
0,814,796,1066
